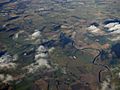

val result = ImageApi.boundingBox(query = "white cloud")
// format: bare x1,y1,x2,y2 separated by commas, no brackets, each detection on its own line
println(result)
0,74,5,81
87,25,104,35
104,22,119,28
31,30,42,40
101,81,109,90
36,59,50,68
4,74,13,83
0,63,17,69
36,45,47,53
109,24,120,31
23,45,51,74
35,53,48,59
0,74,13,83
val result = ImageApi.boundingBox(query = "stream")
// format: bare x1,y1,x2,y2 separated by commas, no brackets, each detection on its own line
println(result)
76,47,112,82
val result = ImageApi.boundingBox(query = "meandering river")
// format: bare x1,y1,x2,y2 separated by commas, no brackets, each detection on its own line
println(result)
74,46,112,82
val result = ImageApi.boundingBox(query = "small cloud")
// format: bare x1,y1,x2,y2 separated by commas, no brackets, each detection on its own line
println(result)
31,30,41,40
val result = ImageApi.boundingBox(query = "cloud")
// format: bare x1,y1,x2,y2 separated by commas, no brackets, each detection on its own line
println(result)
0,54,17,70
101,81,109,90
36,59,50,68
0,63,17,70
31,30,42,40
87,25,104,35
24,45,51,74
104,22,119,28
0,74,13,83
36,45,47,53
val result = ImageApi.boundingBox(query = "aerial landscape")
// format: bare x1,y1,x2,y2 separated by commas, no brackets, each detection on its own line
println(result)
0,0,120,90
